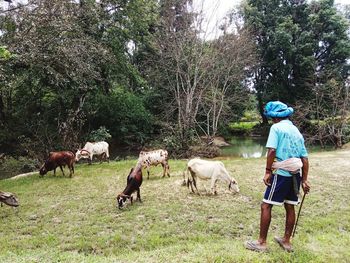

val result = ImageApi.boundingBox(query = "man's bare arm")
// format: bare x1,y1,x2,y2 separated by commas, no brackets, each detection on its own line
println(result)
301,157,310,194
264,148,276,186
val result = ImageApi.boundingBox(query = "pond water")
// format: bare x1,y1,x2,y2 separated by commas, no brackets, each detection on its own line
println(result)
220,136,268,158
220,136,333,159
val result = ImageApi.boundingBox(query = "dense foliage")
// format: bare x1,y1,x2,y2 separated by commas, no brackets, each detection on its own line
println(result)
0,0,349,159
244,0,350,146
0,0,158,156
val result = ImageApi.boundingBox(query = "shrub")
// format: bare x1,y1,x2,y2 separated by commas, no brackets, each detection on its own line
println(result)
88,126,112,142
228,121,260,135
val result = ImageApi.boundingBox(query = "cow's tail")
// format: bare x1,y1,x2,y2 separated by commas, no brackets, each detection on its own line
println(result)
182,165,189,187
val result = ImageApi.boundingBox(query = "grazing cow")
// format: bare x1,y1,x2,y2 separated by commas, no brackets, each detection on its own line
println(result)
184,158,239,195
75,141,109,164
0,191,19,207
137,149,170,179
39,151,75,177
116,163,143,209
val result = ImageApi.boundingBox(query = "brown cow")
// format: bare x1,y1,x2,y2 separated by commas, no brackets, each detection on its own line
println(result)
39,151,75,177
116,163,143,209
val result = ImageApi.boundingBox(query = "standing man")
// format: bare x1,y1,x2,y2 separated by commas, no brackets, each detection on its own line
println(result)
245,101,310,252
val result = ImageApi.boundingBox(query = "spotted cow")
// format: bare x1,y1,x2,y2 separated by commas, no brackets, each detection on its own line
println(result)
137,149,170,179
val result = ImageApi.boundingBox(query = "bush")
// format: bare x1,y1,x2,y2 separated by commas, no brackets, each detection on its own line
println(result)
88,126,112,142
240,110,261,122
148,127,191,158
228,121,260,135
87,86,155,145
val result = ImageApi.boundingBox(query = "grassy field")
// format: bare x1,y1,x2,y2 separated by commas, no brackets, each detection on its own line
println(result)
0,149,349,263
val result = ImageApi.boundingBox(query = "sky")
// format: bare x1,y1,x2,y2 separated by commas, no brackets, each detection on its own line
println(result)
193,0,350,39
194,0,350,19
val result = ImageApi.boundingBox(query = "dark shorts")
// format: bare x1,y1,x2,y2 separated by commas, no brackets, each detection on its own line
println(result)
263,173,301,206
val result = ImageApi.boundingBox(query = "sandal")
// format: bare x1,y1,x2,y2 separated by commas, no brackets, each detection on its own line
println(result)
245,240,268,252
274,236,293,252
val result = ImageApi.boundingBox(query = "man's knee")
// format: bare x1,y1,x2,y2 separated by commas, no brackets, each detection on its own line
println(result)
284,203,295,212
261,202,272,211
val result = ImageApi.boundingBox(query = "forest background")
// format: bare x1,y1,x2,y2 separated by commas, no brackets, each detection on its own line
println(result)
0,0,349,168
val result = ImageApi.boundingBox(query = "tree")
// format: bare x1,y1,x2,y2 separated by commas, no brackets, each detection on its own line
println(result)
0,0,112,152
141,0,256,152
244,0,316,123
0,46,11,147
143,0,206,147
308,0,350,147
244,0,350,148
197,30,256,137
0,0,159,155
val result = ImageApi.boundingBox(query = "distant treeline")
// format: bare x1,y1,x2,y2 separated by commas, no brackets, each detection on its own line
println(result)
0,0,349,158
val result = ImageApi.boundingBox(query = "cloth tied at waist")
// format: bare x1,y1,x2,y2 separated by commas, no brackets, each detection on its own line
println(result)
272,158,303,174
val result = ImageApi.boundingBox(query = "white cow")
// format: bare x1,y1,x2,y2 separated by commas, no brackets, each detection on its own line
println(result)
137,149,170,179
75,141,109,164
184,158,239,195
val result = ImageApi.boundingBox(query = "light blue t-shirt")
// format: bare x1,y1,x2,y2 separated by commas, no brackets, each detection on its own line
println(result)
266,120,308,177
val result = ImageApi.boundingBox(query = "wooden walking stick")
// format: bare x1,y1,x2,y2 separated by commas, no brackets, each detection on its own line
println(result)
292,192,306,237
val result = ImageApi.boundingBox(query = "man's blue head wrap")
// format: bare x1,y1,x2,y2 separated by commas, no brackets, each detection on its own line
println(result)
264,101,294,118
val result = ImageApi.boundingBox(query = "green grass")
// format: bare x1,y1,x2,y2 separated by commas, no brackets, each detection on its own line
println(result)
1,151,350,262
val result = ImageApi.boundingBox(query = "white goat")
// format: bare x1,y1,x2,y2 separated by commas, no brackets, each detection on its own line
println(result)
137,149,170,179
184,158,239,195
75,141,109,164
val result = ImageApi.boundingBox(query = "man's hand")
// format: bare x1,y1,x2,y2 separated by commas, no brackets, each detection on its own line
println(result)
263,171,272,186
302,180,310,194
